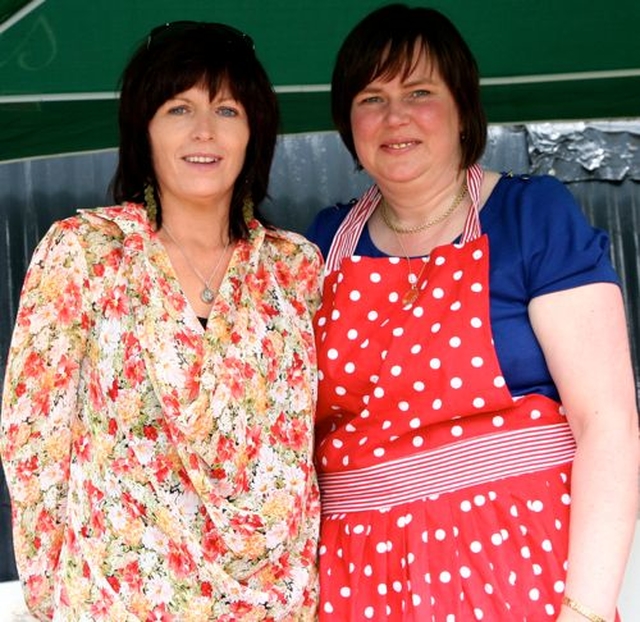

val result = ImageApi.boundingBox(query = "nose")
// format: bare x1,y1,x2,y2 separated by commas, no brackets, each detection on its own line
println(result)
192,111,215,140
385,99,409,126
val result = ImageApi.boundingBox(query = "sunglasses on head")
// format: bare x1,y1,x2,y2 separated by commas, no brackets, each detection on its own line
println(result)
146,21,255,51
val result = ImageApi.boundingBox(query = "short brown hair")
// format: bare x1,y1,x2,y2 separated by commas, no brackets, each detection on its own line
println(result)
331,4,486,170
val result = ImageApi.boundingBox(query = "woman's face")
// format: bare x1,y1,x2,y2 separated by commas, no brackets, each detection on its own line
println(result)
148,83,250,210
350,51,462,188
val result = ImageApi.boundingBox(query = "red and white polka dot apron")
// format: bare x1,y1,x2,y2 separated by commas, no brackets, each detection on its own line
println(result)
314,165,580,621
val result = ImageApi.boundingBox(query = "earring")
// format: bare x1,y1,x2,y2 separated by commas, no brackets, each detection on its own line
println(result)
144,182,157,228
242,195,254,223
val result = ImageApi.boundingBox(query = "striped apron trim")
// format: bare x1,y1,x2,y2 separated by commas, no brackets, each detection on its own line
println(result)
324,163,485,275
319,423,576,514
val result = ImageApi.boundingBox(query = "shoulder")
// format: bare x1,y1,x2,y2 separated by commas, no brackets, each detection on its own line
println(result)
305,200,357,258
263,225,324,267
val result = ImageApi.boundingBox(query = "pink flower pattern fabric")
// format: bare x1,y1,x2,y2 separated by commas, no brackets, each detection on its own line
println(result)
1,203,322,621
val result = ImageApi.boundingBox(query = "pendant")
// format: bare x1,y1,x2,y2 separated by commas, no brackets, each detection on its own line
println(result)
402,287,419,305
201,287,216,304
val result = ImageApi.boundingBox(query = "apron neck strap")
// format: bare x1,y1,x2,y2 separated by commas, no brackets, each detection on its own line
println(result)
325,163,485,274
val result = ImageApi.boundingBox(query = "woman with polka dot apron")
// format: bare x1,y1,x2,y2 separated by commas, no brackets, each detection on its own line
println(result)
306,5,639,621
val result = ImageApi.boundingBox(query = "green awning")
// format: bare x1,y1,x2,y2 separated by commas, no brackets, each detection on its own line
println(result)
2,0,639,161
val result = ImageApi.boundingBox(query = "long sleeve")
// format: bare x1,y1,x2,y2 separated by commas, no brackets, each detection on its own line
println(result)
1,221,91,620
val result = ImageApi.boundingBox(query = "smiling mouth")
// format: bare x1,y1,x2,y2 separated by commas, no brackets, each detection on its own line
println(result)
385,141,417,150
183,156,220,163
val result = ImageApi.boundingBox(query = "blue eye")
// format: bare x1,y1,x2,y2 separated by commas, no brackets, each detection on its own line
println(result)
410,89,430,99
167,105,189,115
217,106,239,117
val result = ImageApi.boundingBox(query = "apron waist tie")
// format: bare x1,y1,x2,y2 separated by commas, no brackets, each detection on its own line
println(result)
319,423,576,514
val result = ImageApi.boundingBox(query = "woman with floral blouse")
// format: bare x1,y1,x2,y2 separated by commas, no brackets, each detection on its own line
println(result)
1,22,322,621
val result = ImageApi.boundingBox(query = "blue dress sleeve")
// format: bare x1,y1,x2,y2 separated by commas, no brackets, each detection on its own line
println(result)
305,203,354,259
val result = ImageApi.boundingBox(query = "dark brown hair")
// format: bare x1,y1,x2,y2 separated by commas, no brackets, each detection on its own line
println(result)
331,4,486,170
111,22,279,238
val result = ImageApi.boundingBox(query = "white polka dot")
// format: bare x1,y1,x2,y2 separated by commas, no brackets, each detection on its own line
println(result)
364,606,375,619
434,256,445,265
521,546,531,559
340,586,351,597
370,272,382,283
347,329,358,340
430,358,441,369
410,344,422,354
332,439,343,449
360,409,370,418
453,270,463,280
364,564,373,576
472,249,483,260
460,565,471,579
367,310,379,321
484,583,493,594
412,594,421,606
360,339,370,349
432,399,442,410
413,381,425,392
461,500,472,512
353,524,365,534
470,317,482,328
323,602,334,613
491,533,503,545
392,581,402,593
435,529,446,541
409,417,421,429
545,604,556,616
376,542,388,553
327,348,339,360
542,539,552,552
390,365,402,376
344,362,356,374
451,425,463,437
431,322,441,333
412,306,424,317
450,301,462,311
528,500,544,512
317,316,327,327
473,397,486,408
470,540,482,553
529,588,540,601
439,571,451,583
561,493,571,505
471,282,483,292
533,563,542,576
373,447,385,458
373,387,385,398
412,436,424,448
449,336,462,348
398,401,410,411
382,420,392,430
493,376,506,388
531,409,542,420
433,287,445,299
450,377,463,389
474,495,486,506
389,292,399,303
377,583,388,595
392,327,404,337
553,580,565,593
471,356,484,367
473,608,484,620
492,415,504,426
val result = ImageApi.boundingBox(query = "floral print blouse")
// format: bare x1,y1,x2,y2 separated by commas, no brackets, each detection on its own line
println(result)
1,203,323,621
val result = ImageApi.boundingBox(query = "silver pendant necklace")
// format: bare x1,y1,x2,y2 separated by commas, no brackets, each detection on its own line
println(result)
162,224,230,304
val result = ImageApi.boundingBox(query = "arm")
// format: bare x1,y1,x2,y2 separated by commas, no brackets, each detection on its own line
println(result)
1,221,91,620
529,282,639,622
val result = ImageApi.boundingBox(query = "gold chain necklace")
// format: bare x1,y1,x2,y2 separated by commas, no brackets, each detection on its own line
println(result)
162,224,230,304
381,180,468,234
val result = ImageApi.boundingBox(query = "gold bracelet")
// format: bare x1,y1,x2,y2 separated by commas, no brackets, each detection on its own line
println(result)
562,595,608,622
